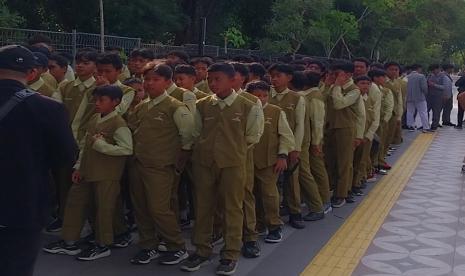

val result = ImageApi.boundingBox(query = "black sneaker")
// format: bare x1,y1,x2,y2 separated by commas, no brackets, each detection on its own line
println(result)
159,249,189,265
303,211,324,221
360,182,367,189
76,245,111,261
265,227,283,243
323,203,333,214
113,232,133,248
331,198,346,208
130,249,159,264
45,217,63,232
43,240,81,255
289,213,305,229
241,241,260,258
352,187,364,196
77,232,95,246
216,259,238,275
407,126,415,132
346,193,356,203
211,234,224,247
180,254,210,272
455,125,463,129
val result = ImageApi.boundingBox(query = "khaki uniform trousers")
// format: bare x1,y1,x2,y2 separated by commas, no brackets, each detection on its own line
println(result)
353,140,372,188
243,149,258,242
309,150,331,204
192,162,245,261
129,160,185,251
299,146,324,212
325,127,355,198
61,180,120,245
254,166,283,232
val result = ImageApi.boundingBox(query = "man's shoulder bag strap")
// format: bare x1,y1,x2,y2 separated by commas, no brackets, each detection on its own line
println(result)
0,89,36,122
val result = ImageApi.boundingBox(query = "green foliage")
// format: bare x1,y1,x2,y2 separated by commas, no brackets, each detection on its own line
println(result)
222,26,247,48
0,0,24,27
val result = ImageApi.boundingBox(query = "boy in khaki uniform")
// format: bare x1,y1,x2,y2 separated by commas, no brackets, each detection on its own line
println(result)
324,62,365,208
174,64,210,100
46,50,98,233
43,85,133,261
128,63,194,265
230,62,265,258
268,63,307,229
247,81,295,244
302,72,332,214
28,52,55,97
369,70,394,173
385,62,404,145
290,71,325,221
352,76,381,194
180,63,262,275
48,53,69,88
192,57,213,94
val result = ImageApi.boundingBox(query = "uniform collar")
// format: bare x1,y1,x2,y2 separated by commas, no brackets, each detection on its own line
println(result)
262,102,268,109
112,80,122,86
235,88,244,94
74,76,96,88
149,91,169,106
211,90,238,107
271,87,291,98
29,77,44,91
97,110,118,124
342,79,354,90
167,83,177,95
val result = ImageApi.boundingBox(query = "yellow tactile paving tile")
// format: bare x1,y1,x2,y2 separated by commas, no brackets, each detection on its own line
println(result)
301,133,435,276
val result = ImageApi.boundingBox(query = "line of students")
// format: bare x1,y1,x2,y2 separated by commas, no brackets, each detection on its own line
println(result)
26,46,407,275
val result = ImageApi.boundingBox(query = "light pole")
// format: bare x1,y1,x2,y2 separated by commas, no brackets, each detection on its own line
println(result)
99,0,104,53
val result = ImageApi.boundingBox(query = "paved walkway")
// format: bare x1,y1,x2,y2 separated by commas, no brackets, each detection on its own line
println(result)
354,125,465,276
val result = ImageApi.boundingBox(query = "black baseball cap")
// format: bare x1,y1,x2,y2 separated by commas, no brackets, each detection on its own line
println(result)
0,45,39,73
33,52,48,68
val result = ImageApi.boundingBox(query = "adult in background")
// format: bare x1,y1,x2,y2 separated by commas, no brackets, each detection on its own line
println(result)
427,64,445,130
406,64,433,132
441,64,455,126
0,45,77,276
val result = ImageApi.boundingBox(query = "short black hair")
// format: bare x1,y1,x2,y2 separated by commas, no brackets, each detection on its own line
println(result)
306,59,326,71
428,64,441,71
190,57,213,67
290,71,308,90
248,62,266,79
354,75,371,83
33,52,48,68
232,55,254,63
92,85,123,101
384,61,400,70
370,63,384,70
208,63,235,78
330,61,355,73
368,69,387,80
106,46,123,52
352,57,371,67
268,63,294,75
246,80,270,93
174,64,196,76
75,50,98,63
130,48,155,60
143,63,173,79
27,34,52,46
306,72,321,88
122,77,143,86
167,50,190,63
49,53,69,68
97,53,123,70
28,45,51,57
410,64,422,71
230,62,250,78
442,64,454,71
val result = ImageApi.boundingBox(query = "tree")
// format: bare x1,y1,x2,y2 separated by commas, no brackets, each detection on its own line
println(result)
0,0,24,27
261,0,334,56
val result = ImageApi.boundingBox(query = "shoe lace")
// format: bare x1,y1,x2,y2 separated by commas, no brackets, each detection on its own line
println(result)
174,250,185,258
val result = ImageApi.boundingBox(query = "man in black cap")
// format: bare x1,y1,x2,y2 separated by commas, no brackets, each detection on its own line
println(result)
0,45,77,276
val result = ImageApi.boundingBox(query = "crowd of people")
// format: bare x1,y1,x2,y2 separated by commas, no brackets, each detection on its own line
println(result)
0,34,461,276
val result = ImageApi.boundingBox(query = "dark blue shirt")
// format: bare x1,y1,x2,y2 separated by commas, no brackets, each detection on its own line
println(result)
0,79,77,229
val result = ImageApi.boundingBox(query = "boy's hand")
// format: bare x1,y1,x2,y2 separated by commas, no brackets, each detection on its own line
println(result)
72,170,82,184
274,157,288,174
92,133,104,143
175,150,192,175
335,72,350,86
95,75,110,86
324,73,336,86
311,145,323,156
353,138,363,148
289,151,300,167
